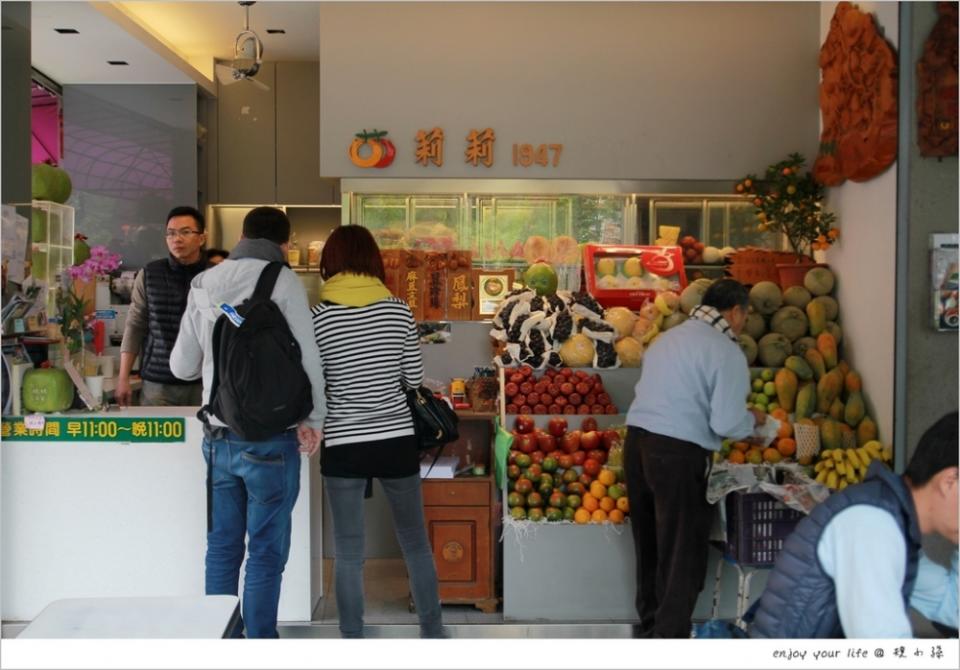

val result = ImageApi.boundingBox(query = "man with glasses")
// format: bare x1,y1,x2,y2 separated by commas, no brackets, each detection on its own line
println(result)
117,206,208,406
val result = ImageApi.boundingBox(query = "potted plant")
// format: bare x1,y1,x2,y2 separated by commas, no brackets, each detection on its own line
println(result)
735,153,839,287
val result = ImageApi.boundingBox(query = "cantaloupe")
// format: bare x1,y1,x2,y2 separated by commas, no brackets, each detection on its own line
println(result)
604,307,638,338
783,286,813,309
738,334,758,365
758,333,792,368
804,267,835,296
811,296,839,321
771,306,809,342
559,334,596,367
614,336,643,367
749,281,783,316
745,312,767,340
680,280,711,314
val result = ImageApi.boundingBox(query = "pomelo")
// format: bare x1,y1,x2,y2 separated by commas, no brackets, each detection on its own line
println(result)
522,261,558,296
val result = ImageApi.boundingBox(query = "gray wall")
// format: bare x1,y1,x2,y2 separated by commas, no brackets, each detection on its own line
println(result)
903,2,959,457
62,85,197,269
319,1,820,179
1,2,30,205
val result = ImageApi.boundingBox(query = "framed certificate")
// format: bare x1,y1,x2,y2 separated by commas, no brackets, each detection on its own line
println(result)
471,269,514,320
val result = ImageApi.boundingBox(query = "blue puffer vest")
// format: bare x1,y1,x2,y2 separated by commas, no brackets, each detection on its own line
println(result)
141,255,207,384
750,462,921,638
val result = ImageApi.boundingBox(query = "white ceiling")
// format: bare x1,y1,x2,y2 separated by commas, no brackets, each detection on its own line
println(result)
30,1,321,87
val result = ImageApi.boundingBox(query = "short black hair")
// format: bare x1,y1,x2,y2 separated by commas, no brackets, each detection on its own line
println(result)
702,278,749,311
242,206,290,245
905,412,958,487
206,248,229,260
166,205,205,233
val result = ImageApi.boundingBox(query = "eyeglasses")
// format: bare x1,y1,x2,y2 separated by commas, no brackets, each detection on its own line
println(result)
165,229,203,239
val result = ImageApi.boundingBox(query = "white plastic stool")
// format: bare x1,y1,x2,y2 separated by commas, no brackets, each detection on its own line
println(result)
710,553,759,630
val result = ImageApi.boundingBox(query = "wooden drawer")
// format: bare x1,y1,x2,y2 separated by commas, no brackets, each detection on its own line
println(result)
422,478,490,507
423,505,492,601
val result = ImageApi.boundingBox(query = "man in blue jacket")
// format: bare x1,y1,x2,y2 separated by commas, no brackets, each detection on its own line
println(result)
625,279,765,638
751,412,958,638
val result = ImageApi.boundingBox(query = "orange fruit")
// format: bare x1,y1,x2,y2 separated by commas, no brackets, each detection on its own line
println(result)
777,421,794,439
797,454,813,466
589,481,607,500
574,508,591,524
599,496,616,512
770,408,789,422
728,450,746,464
733,441,750,452
746,448,763,465
597,469,617,487
582,493,599,512
591,509,608,523
608,509,625,524
762,447,782,463
777,438,797,457
616,496,630,513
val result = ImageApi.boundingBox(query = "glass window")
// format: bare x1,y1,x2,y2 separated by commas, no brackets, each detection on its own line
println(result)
708,201,783,250
650,201,704,243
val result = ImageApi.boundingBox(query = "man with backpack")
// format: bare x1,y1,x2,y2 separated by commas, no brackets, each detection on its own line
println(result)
170,207,325,638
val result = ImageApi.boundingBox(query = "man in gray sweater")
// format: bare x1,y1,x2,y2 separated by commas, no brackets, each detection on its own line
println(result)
170,207,324,638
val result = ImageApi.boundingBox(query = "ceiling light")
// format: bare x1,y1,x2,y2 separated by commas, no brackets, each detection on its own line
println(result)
266,29,285,34
54,28,79,34
107,60,129,66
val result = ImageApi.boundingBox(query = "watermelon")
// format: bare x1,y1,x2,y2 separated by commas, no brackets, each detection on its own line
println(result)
22,368,75,413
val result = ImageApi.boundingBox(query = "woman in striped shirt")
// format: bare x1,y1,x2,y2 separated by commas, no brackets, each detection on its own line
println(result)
311,225,444,639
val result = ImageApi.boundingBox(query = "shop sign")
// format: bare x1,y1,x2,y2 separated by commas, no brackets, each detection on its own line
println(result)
1,416,186,442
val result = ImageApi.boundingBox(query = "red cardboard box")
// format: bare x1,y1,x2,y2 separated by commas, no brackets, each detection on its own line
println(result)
582,244,687,310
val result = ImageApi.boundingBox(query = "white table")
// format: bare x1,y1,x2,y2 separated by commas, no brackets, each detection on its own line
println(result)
18,596,240,638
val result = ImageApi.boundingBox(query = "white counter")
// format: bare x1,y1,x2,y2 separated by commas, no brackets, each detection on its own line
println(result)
0,407,323,623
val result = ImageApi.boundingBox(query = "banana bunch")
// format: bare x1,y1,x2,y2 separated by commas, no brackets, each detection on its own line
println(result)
813,441,892,491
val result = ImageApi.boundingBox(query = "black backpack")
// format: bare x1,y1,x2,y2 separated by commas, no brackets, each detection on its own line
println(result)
198,262,313,440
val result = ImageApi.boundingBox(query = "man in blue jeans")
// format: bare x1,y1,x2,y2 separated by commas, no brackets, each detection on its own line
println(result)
171,207,325,638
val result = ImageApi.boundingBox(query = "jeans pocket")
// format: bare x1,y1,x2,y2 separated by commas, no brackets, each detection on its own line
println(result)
241,451,286,505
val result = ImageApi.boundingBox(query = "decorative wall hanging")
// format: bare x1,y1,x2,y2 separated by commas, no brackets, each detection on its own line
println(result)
917,2,958,157
348,129,396,168
814,2,898,186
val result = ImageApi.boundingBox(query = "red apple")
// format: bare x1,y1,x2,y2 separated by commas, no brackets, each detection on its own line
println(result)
530,450,545,465
597,393,611,406
547,416,567,438
606,405,619,414
509,373,524,384
515,432,538,454
548,404,561,415
505,382,519,398
533,381,548,394
581,430,601,451
559,382,575,396
560,368,574,378
508,449,520,465
591,404,605,415
537,432,557,452
519,365,533,377
540,394,554,406
581,417,599,433
564,405,577,415
602,430,622,450
568,392,582,406
565,481,585,496
513,394,527,407
560,430,581,453
583,458,602,476
578,405,591,415
575,381,591,395
520,381,534,395
555,396,568,407
584,394,597,406
547,384,560,397
514,415,535,434
506,404,518,414
681,235,697,248
547,449,563,462
533,404,547,415
572,449,587,465
587,448,607,465
558,454,574,469
526,392,540,406
520,405,533,414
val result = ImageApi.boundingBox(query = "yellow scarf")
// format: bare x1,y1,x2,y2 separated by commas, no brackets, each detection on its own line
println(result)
318,272,393,307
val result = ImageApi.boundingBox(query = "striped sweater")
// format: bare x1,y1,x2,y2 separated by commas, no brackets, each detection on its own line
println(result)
311,297,424,447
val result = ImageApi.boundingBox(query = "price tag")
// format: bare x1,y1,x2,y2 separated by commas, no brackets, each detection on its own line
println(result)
24,414,46,431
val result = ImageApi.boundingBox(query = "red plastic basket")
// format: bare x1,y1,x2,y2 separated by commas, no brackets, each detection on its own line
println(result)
724,491,804,568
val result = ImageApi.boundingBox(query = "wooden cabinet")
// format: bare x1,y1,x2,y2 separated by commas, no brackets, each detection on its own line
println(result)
421,476,498,613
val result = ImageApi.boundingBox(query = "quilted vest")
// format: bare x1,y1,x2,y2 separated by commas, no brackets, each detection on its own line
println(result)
750,462,921,638
141,255,206,384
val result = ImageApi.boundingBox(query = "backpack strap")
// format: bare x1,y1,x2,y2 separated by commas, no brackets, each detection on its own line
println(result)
252,261,285,302
197,315,226,427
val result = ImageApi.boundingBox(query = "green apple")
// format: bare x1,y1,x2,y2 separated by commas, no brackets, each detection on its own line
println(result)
763,382,777,397
761,368,775,382
767,402,780,413
752,378,765,392
755,394,769,407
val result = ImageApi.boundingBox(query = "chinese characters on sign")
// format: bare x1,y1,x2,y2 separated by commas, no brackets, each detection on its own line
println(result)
465,128,496,167
1,417,186,442
415,127,444,167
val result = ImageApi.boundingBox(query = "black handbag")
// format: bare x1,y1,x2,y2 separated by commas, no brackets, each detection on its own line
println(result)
406,385,460,451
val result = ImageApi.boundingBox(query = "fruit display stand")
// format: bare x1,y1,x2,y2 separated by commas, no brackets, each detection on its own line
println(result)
500,368,642,622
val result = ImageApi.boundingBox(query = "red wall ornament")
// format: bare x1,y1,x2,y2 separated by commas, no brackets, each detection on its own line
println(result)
917,2,958,157
814,2,899,186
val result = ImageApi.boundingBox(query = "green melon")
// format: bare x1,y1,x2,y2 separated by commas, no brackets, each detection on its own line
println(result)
22,368,75,413
749,281,783,315
31,163,72,204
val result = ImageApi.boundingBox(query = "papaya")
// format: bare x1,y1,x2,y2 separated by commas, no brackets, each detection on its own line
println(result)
829,397,845,422
844,390,866,427
820,418,843,452
836,360,850,380
856,416,878,447
825,321,843,345
795,381,817,421
806,300,827,337
816,332,838,370
793,336,818,357
784,355,814,381
775,368,799,413
805,349,827,381
817,369,843,414
845,370,862,394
